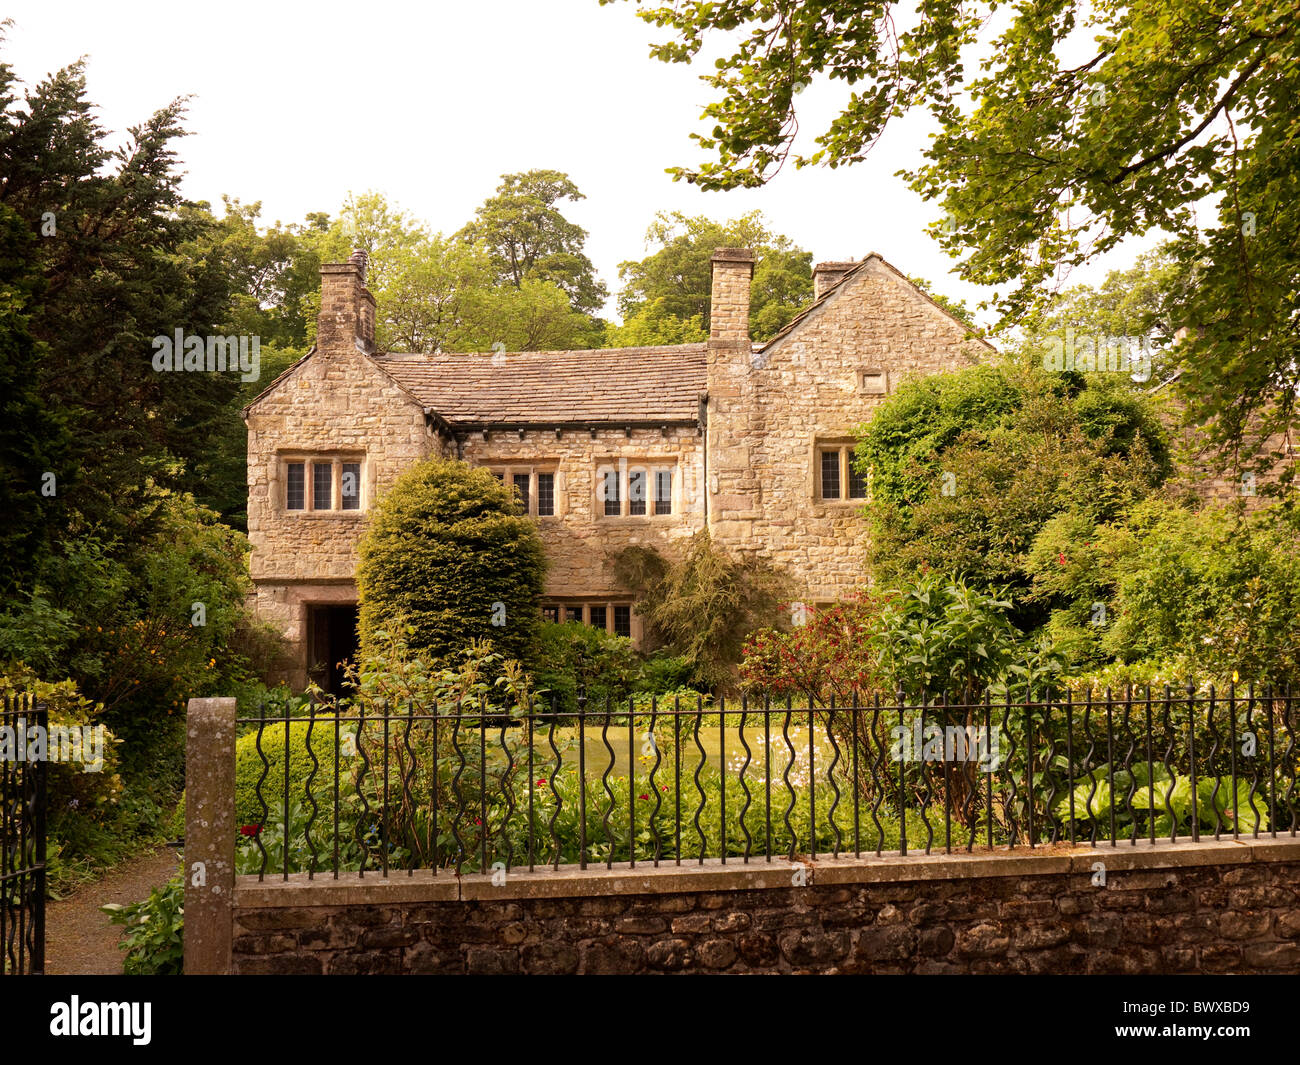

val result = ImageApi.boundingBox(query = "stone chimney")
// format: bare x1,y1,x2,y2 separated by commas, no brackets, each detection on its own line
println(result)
318,250,376,355
709,248,755,344
813,260,856,300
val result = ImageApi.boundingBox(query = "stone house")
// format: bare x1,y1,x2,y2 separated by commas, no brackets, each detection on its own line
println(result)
244,249,991,690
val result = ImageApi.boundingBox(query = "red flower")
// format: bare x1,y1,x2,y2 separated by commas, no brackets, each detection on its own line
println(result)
639,793,650,801
474,818,482,825
1057,551,1067,566
240,824,261,836
536,778,547,786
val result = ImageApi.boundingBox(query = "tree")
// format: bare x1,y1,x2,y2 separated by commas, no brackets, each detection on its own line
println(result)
380,234,496,353
459,277,603,353
356,459,547,666
603,300,707,348
304,190,597,354
613,210,812,342
614,0,1299,464
0,47,240,547
1013,247,1195,385
458,169,608,317
0,202,71,588
183,197,326,526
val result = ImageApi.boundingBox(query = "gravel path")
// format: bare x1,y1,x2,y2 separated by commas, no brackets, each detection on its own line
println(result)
44,848,181,975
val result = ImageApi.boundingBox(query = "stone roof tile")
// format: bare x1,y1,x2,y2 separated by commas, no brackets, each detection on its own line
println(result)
372,344,707,426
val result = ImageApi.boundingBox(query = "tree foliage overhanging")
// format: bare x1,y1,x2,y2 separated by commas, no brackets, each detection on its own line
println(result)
612,0,1300,466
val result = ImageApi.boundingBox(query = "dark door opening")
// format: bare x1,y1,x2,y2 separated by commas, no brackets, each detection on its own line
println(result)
306,604,359,697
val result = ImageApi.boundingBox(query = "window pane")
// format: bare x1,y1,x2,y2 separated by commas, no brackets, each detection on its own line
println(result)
537,472,555,516
848,460,868,499
491,470,504,482
313,463,333,510
820,450,841,500
542,605,559,624
341,462,361,510
565,606,582,624
654,470,672,515
589,605,607,631
513,473,530,510
613,605,631,639
603,468,621,516
628,469,647,515
286,463,305,510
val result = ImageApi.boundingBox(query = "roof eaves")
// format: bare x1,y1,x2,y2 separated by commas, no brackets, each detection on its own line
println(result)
449,417,699,433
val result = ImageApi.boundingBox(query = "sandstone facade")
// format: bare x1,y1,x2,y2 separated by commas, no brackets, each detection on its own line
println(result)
245,249,990,687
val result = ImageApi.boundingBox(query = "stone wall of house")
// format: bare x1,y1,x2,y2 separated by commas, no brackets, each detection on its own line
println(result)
457,425,705,636
244,260,450,685
1163,414,1293,512
227,841,1300,975
707,256,989,605
246,251,1000,669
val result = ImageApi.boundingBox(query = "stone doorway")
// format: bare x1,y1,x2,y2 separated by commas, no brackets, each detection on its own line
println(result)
306,604,359,697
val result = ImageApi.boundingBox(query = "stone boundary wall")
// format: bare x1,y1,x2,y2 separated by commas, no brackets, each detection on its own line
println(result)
186,699,1300,975
227,840,1300,975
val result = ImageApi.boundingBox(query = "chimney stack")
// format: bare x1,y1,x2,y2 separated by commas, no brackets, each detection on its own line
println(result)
812,260,856,300
709,248,755,344
318,250,376,355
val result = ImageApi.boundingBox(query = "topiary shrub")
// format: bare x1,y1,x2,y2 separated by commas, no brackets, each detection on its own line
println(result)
357,458,546,666
234,720,349,827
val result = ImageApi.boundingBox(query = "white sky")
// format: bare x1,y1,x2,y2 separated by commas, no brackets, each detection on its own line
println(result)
5,0,1157,330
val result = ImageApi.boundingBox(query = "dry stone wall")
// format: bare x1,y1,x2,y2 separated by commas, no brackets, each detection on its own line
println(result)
229,843,1300,975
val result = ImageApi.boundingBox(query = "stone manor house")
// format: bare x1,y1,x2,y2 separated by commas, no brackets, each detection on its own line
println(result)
244,249,991,691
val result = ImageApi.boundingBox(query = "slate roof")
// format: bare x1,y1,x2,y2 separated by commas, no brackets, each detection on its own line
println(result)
246,251,992,428
371,343,709,426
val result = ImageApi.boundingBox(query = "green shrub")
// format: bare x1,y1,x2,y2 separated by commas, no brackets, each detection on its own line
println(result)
533,621,641,714
357,458,546,666
102,868,184,975
234,719,350,827
858,365,1169,632
1101,501,1300,682
637,651,697,694
235,796,378,876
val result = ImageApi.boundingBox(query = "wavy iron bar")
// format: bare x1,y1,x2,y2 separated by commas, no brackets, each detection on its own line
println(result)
232,686,1300,879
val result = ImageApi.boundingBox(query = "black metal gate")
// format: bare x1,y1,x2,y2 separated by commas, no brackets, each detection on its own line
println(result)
1,695,46,975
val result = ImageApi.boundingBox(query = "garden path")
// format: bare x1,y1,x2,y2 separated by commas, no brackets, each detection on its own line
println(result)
44,847,180,975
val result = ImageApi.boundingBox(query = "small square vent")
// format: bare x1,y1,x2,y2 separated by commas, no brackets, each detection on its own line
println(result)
859,369,888,394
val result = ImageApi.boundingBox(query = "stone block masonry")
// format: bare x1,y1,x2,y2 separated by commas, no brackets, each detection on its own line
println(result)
226,839,1300,974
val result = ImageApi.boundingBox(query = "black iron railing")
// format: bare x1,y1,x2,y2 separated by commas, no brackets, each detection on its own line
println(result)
1,694,46,975
235,684,1298,881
